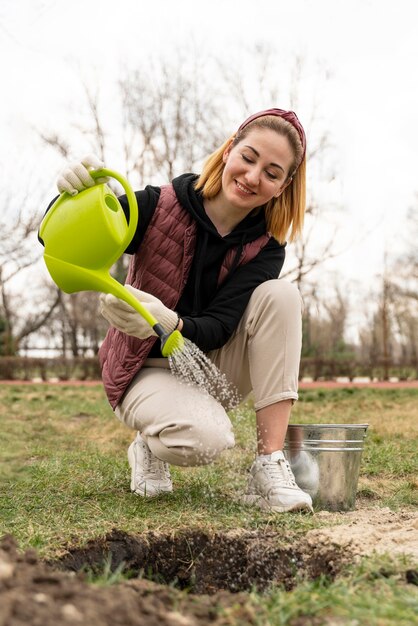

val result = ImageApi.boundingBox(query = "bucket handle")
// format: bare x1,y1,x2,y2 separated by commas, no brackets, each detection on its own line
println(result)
90,168,138,252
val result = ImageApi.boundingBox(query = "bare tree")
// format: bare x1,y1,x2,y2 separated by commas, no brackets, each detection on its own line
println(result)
38,79,107,163
302,286,351,357
356,268,414,379
60,291,108,356
357,286,396,379
0,197,60,355
388,203,418,371
392,203,418,297
118,50,225,182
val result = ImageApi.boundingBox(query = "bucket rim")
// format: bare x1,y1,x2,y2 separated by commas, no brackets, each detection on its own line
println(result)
287,423,369,429
284,445,365,451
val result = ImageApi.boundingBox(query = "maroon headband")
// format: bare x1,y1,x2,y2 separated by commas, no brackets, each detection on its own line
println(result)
238,108,306,160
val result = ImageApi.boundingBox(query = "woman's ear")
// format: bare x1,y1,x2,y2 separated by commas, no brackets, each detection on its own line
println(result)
222,146,231,164
222,137,235,164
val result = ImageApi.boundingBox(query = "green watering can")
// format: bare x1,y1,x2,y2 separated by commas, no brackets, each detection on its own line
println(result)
39,168,184,357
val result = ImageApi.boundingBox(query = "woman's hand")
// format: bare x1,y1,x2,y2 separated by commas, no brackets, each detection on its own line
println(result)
99,285,179,340
56,154,109,195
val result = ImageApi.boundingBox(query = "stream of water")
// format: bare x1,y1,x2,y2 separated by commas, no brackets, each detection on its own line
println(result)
168,338,240,410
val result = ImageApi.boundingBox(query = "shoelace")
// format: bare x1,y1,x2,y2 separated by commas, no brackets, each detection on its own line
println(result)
260,457,298,488
141,442,170,480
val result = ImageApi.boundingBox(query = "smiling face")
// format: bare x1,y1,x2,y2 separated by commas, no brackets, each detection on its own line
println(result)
220,127,295,215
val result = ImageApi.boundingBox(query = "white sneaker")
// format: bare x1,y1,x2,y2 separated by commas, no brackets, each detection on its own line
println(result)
242,450,313,513
128,433,173,497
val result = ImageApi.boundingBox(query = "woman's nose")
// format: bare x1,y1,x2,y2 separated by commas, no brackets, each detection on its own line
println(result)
244,167,260,186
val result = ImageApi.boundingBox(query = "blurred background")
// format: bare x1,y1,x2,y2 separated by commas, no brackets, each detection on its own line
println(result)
0,0,417,381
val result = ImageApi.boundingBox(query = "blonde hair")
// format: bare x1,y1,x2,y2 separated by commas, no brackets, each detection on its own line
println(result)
195,115,306,244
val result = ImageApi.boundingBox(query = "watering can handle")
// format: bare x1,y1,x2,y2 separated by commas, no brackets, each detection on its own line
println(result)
90,168,138,251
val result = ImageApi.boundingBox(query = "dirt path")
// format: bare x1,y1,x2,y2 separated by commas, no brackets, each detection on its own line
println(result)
306,506,418,560
299,380,418,390
1,379,417,388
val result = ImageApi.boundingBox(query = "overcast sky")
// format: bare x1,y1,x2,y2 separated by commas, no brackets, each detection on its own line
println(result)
1,0,417,317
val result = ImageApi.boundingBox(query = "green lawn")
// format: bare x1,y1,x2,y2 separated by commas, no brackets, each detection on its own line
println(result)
0,383,417,625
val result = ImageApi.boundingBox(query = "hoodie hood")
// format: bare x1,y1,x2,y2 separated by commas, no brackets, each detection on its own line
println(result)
172,173,270,315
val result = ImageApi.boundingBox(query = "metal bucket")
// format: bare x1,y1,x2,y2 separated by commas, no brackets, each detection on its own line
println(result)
284,424,369,511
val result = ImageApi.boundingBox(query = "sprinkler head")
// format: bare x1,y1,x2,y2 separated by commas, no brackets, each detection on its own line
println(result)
160,329,184,357
152,323,185,357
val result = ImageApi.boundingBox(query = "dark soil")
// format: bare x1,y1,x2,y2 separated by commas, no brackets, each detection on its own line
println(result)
0,529,351,626
53,528,347,594
2,528,415,626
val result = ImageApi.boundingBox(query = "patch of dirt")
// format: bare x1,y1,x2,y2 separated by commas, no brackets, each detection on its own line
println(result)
0,535,253,626
306,507,418,560
1,509,417,626
53,528,350,594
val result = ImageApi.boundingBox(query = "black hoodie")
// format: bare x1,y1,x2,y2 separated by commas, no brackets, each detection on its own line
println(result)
119,173,286,355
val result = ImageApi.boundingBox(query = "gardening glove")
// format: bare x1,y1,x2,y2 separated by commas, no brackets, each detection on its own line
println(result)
99,284,179,340
56,154,109,196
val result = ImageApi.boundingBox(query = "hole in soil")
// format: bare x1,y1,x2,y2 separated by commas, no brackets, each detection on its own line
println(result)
52,529,349,594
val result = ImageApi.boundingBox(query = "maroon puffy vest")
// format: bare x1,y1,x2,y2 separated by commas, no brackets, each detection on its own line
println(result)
99,184,270,408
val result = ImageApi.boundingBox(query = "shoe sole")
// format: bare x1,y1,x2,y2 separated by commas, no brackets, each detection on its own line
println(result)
241,493,314,514
131,486,173,497
128,443,173,498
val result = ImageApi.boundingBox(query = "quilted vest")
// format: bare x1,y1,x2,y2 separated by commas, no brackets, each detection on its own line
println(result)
99,184,271,408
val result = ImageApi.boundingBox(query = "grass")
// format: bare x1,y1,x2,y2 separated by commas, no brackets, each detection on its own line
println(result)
0,383,417,624
1,385,417,552
248,554,418,625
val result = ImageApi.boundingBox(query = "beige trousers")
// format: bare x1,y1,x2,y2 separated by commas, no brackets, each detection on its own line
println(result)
114,279,303,467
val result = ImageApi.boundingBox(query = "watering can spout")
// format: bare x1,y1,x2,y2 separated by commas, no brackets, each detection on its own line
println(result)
39,168,184,356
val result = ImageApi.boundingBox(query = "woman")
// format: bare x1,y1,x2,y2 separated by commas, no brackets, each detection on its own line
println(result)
56,108,313,513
